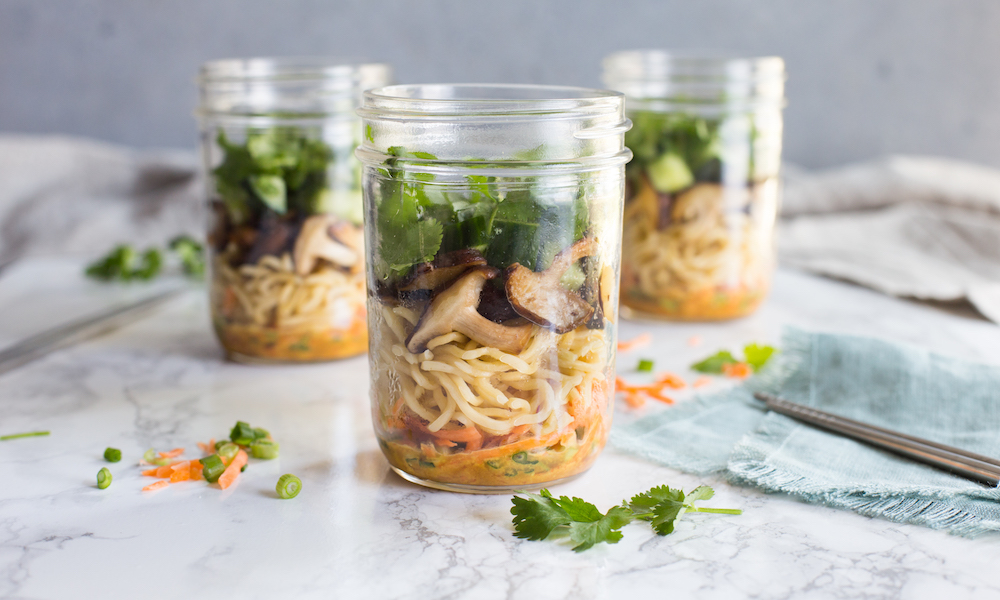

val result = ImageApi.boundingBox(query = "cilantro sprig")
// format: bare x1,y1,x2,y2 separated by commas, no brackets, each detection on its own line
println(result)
691,342,777,374
511,484,741,552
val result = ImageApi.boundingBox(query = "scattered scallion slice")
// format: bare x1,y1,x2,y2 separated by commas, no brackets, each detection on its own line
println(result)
143,448,156,463
230,421,256,446
276,474,302,499
250,439,279,460
104,447,122,462
0,431,50,441
200,454,226,483
97,467,112,489
637,359,654,372
217,442,239,461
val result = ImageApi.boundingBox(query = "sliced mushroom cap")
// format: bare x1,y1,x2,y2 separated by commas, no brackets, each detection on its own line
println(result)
671,183,726,225
405,266,533,355
399,248,488,292
246,212,298,265
505,236,599,334
293,214,359,276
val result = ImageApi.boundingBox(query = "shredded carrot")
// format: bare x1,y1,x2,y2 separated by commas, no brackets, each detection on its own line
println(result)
141,468,160,477
433,438,457,448
655,372,687,389
196,439,216,454
693,376,712,388
722,362,752,379
155,464,176,478
217,449,247,490
158,448,184,459
620,392,647,408
687,335,703,347
142,480,169,492
169,461,192,483
189,461,203,480
391,397,405,418
617,333,652,352
646,389,675,405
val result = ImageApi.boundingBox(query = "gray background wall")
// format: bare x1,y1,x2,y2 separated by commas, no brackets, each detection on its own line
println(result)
1,0,998,169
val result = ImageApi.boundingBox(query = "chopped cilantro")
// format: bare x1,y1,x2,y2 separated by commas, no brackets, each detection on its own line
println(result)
691,343,777,374
743,343,777,372
690,350,739,374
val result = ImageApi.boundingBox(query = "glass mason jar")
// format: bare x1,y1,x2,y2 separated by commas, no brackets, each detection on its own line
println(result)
356,84,632,492
603,51,785,320
197,58,391,362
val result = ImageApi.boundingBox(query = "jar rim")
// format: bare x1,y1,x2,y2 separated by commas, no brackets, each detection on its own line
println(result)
603,50,785,83
198,56,390,84
359,84,625,118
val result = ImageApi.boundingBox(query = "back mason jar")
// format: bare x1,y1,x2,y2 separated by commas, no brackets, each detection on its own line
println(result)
604,51,785,320
197,58,391,362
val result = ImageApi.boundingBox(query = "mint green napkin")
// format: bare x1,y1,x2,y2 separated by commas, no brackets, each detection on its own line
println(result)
610,327,1000,536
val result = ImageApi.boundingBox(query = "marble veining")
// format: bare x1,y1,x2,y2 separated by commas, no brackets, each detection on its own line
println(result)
1,259,999,600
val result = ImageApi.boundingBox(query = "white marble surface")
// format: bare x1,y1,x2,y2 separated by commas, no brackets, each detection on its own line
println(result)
1,259,999,600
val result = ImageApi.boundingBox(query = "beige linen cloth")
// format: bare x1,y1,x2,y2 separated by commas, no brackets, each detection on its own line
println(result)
0,134,202,269
780,156,1000,323
0,135,997,322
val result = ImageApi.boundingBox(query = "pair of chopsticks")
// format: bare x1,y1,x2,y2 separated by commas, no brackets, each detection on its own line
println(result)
753,392,1000,487
0,288,185,377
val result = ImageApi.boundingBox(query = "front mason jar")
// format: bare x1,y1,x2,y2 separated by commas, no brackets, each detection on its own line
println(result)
604,52,785,321
357,84,631,492
197,58,391,362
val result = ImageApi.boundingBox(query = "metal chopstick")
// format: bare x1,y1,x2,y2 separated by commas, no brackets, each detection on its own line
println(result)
753,392,1000,487
0,288,186,377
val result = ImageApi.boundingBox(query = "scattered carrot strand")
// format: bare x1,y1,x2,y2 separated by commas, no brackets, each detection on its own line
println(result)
196,439,216,454
693,376,712,388
620,392,646,408
687,335,703,347
617,333,652,352
217,449,248,490
722,362,752,379
141,468,159,477
142,480,169,492
158,448,184,459
169,461,192,483
655,372,687,389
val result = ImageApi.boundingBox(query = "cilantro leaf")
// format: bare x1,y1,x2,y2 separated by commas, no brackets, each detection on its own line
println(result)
567,506,633,552
628,485,685,519
511,490,571,541
650,497,686,535
510,489,633,552
691,350,739,374
685,485,715,503
743,343,777,371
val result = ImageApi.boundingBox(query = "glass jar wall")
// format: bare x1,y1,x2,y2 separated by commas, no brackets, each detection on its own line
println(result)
356,84,632,492
604,52,785,320
197,58,391,362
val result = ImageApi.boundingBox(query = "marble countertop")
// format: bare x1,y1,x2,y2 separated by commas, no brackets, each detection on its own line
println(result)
1,259,999,600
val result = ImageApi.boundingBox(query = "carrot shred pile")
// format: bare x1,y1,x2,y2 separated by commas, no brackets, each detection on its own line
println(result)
158,448,184,459
617,333,651,353
615,375,683,408
196,439,216,454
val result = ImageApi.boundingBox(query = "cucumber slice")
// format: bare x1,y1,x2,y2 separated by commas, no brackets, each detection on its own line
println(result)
647,152,694,193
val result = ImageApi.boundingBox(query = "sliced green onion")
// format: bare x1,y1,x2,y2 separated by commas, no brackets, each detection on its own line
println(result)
97,467,112,489
217,442,239,460
637,359,654,372
214,440,228,451
230,421,255,445
0,431,50,441
276,474,302,499
200,454,226,483
104,447,122,463
143,448,170,466
250,439,279,460
252,427,270,440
